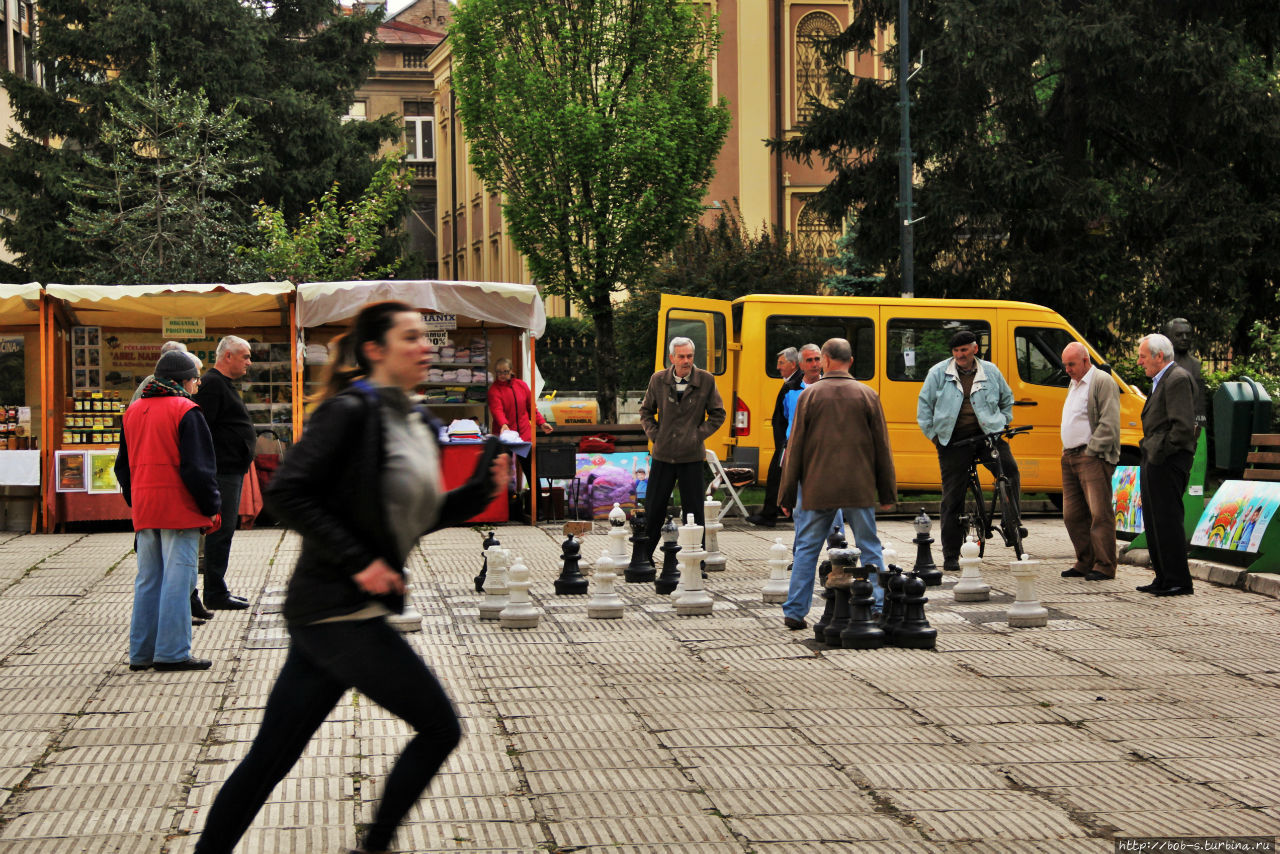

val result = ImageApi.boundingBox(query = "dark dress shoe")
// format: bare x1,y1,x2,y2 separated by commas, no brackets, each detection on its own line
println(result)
1153,585,1193,597
128,662,151,672
205,596,249,611
153,657,213,671
746,514,777,528
1083,571,1112,581
1135,582,1163,593
190,591,214,620
783,617,807,631
1061,568,1086,578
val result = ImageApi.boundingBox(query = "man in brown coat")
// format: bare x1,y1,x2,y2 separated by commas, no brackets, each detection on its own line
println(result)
778,338,896,630
639,337,726,560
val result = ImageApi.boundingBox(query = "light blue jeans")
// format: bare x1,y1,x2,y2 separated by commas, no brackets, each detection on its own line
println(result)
131,528,200,665
783,488,884,622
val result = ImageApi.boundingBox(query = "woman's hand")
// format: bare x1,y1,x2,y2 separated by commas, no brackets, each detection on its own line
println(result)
353,559,406,596
540,422,553,434
490,456,511,498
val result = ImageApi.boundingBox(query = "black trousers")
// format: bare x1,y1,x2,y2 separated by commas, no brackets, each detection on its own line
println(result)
1140,450,1193,589
756,447,783,520
937,437,1020,563
643,459,705,558
194,618,461,854
202,471,244,600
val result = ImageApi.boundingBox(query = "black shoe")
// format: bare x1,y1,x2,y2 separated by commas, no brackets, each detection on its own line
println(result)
205,596,249,611
1136,582,1163,593
191,591,214,620
1153,585,1193,597
783,617,807,631
128,662,151,672
152,657,212,671
1083,571,1111,581
1061,568,1086,578
746,514,777,528
943,563,960,572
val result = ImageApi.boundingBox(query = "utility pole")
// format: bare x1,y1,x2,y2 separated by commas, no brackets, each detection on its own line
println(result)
897,0,915,298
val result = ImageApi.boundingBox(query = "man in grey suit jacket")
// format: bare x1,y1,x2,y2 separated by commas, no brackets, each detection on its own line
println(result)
1137,333,1197,596
1059,343,1121,580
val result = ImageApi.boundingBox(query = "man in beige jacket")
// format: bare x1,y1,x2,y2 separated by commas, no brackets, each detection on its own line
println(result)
639,337,726,561
778,338,896,630
1059,342,1121,580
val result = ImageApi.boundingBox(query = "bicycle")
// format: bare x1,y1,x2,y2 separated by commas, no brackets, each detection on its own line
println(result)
951,425,1032,559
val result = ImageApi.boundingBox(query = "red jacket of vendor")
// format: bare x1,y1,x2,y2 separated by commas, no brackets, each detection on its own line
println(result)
115,396,221,530
487,377,546,442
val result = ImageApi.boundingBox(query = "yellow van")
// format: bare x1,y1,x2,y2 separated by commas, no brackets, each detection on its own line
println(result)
655,293,1145,495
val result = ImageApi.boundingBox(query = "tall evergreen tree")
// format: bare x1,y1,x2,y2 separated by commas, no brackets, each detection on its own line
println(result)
0,0,396,283
776,0,1280,354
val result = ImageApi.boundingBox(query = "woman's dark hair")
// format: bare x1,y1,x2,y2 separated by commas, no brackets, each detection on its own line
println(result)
313,301,416,402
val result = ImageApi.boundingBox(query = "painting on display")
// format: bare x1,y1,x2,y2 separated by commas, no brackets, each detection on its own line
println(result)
86,450,121,494
1112,465,1143,535
1190,481,1280,553
55,451,87,492
568,451,651,519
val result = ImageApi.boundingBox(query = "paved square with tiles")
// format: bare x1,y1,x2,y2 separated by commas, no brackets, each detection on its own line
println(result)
0,517,1278,853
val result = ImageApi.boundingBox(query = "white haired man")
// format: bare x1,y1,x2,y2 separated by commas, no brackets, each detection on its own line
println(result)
639,337,725,559
193,335,255,610
1059,342,1120,581
1136,332,1197,597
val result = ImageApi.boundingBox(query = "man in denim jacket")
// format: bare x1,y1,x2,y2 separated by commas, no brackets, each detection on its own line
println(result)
916,330,1018,571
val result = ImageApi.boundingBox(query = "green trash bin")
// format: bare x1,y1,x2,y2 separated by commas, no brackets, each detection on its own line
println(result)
1213,378,1273,472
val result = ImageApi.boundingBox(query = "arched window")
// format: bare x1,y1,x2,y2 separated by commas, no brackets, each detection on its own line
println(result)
795,11,841,125
795,197,841,269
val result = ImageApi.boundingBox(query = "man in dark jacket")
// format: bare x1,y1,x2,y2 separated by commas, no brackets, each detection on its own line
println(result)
193,335,255,610
639,337,726,560
748,347,800,527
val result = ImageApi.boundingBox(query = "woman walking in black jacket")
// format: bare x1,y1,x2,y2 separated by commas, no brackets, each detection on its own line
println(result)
194,302,508,854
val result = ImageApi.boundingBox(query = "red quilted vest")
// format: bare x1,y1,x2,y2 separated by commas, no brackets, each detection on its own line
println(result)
121,396,212,530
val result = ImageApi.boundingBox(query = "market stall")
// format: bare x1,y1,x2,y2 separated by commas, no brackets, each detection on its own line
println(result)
41,282,294,531
296,280,547,524
0,283,41,530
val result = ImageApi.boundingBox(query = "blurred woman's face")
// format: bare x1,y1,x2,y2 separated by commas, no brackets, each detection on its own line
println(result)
367,311,431,390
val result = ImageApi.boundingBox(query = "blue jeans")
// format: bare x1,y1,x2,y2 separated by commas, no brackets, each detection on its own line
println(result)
783,488,884,622
130,528,200,665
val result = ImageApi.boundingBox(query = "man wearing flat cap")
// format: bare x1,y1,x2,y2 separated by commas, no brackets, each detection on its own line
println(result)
916,330,1019,572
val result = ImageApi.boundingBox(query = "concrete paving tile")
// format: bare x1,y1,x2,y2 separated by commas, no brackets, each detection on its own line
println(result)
856,764,1011,791
500,713,639,734
1205,777,1280,808
525,767,692,794
1044,782,1240,812
751,843,948,853
969,740,1134,764
380,794,537,823
516,748,675,771
888,690,1041,708
185,776,354,808
1095,808,1280,837
705,788,852,817
0,806,171,839
725,814,918,842
547,815,731,846
684,763,852,791
1081,717,1267,741
948,841,1114,853
999,760,1184,789
31,760,191,787
941,723,1105,743
537,789,714,820
1126,737,1280,760
827,744,986,767
779,708,922,729
18,782,183,812
375,769,523,799
0,833,168,853
886,788,1063,812
669,745,840,767
510,730,660,751
60,725,207,747
203,825,355,852
1036,701,1193,721
914,704,1064,726
653,728,811,749
49,742,203,766
242,799,352,828
808,724,960,747
910,807,1089,840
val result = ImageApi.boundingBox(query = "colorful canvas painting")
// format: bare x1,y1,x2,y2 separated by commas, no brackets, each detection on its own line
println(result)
569,452,650,519
86,450,121,494
1191,480,1280,553
1112,465,1144,535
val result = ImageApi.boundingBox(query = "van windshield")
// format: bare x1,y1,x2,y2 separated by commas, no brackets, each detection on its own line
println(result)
886,319,991,381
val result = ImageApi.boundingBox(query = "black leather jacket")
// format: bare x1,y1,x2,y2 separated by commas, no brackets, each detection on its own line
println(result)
265,384,491,627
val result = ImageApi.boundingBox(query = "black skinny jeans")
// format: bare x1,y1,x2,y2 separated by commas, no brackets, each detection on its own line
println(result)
194,617,461,853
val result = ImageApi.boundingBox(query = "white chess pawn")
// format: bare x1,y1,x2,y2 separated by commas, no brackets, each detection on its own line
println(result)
762,537,790,603
1007,554,1048,628
675,513,713,616
478,546,510,620
702,499,725,571
587,547,625,619
499,555,542,629
953,536,990,602
386,568,423,633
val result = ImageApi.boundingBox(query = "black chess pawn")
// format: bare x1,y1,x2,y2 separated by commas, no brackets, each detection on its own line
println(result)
912,507,942,585
626,508,656,583
840,562,885,649
893,571,938,649
554,533,589,595
655,516,681,595
823,547,855,647
880,564,907,639
475,530,500,593
812,559,836,643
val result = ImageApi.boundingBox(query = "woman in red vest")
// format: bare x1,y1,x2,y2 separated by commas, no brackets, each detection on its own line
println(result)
486,357,551,487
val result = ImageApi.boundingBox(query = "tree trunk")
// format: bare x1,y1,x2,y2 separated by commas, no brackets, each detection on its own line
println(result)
588,290,620,423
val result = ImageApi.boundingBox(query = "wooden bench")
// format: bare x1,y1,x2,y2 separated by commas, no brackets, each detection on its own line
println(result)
1244,434,1280,481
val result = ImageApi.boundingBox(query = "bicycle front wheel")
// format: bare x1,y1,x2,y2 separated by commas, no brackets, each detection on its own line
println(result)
998,480,1024,559
964,481,986,557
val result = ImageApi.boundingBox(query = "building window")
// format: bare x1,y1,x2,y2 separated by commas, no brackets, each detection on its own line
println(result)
795,11,840,125
343,100,367,123
404,101,434,163
795,196,841,270
403,48,429,69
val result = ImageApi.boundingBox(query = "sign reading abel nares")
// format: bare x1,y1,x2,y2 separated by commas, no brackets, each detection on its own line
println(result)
162,317,205,339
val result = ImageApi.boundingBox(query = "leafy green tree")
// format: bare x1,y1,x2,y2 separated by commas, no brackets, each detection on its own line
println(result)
63,55,260,284
614,203,825,390
248,154,410,284
0,0,395,282
450,0,731,421
775,0,1280,354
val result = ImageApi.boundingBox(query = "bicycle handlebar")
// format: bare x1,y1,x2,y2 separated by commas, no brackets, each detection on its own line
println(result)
948,424,1033,449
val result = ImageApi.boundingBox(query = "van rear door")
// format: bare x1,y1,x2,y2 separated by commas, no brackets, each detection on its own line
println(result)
656,294,735,459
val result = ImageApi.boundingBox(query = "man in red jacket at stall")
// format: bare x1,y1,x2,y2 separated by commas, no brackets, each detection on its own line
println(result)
487,358,552,489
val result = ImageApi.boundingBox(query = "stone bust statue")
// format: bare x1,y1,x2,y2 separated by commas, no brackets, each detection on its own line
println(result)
1164,317,1208,425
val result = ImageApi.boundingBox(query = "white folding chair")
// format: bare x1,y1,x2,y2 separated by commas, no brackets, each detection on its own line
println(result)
705,448,751,521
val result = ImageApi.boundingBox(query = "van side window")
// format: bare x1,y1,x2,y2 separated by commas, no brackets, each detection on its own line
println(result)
765,315,874,380
665,309,726,374
1015,326,1076,387
887,319,990,381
